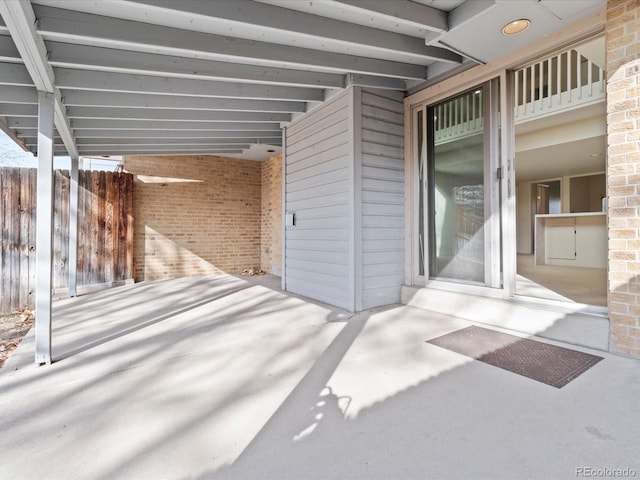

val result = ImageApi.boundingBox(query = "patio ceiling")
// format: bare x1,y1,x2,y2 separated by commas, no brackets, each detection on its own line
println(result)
0,0,605,160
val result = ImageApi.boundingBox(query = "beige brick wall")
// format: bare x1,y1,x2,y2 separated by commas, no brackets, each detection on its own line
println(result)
124,155,262,281
260,154,282,275
606,0,640,356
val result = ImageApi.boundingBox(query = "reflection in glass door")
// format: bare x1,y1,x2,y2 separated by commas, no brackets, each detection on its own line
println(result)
427,88,486,283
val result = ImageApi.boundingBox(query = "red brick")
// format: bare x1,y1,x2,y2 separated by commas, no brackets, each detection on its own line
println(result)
261,154,282,275
125,155,262,280
610,313,639,326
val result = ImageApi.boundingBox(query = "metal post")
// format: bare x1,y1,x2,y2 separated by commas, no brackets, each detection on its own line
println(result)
68,155,79,297
35,91,55,365
281,126,287,291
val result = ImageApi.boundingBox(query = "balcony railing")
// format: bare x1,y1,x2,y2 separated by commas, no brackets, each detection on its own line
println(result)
432,49,606,145
514,49,605,121
433,89,483,145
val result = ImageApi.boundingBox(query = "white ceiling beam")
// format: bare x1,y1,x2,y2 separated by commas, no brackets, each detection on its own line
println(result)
72,130,282,139
0,33,22,61
9,117,283,131
5,117,38,129
70,120,282,131
0,1,78,158
124,0,459,62
72,147,246,154
28,135,280,145
52,68,325,102
0,103,37,116
35,5,430,79
0,6,51,90
75,138,254,146
46,41,345,89
0,118,30,152
449,0,497,30
0,85,39,104
61,90,308,113
426,0,497,46
66,106,291,123
345,73,407,90
0,61,35,86
334,0,448,33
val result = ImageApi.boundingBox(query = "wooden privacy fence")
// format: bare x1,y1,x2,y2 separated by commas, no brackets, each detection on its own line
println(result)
0,168,134,314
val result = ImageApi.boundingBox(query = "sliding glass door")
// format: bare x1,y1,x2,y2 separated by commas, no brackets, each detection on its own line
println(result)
414,79,502,287
428,88,486,282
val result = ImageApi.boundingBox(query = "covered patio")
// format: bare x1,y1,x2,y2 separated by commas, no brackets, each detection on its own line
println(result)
0,0,615,363
1,275,639,479
2,2,640,476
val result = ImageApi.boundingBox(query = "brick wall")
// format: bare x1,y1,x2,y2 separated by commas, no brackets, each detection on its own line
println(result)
124,155,261,281
606,0,640,356
261,154,282,275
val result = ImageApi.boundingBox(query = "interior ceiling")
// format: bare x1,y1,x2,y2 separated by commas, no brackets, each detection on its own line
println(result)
0,0,605,160
515,102,606,182
516,135,606,183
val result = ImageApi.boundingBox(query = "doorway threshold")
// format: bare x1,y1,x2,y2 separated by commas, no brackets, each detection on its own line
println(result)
401,285,609,352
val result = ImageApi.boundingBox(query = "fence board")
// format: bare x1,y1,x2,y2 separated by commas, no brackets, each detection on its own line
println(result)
1,170,12,310
97,171,106,284
124,173,134,280
27,169,36,307
19,169,33,309
53,170,63,289
117,173,127,281
60,171,70,288
0,168,134,313
90,171,99,285
104,172,114,283
112,173,121,281
80,170,90,285
9,169,19,310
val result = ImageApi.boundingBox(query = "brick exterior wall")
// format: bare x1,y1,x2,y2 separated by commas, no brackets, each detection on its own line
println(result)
261,154,282,275
606,0,640,356
124,155,262,281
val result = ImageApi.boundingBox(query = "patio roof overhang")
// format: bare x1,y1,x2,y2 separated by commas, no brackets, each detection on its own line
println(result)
0,0,605,160
0,0,607,365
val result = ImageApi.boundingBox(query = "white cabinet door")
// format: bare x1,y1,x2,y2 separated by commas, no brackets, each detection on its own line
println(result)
546,225,576,260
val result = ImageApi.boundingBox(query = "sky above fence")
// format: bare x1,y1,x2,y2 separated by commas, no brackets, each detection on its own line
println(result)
0,130,119,171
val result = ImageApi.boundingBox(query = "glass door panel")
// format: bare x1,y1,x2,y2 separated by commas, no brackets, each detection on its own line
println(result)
428,88,486,283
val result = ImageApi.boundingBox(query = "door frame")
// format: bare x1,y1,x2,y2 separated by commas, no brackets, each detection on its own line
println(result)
403,12,604,298
405,75,510,293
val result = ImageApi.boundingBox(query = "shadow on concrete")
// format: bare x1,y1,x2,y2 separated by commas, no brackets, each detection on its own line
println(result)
1,276,639,480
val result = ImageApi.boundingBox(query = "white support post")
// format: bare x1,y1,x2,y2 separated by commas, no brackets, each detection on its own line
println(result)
484,79,501,289
35,91,55,365
500,71,517,297
68,155,79,297
548,58,553,109
281,126,287,291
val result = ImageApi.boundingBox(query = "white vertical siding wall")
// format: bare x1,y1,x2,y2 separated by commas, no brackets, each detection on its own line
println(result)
358,88,405,309
283,87,404,311
284,90,354,310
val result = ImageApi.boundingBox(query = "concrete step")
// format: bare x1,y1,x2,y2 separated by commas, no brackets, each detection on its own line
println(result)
401,285,610,351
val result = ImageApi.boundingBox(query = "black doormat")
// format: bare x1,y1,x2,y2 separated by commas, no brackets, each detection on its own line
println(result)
426,326,603,388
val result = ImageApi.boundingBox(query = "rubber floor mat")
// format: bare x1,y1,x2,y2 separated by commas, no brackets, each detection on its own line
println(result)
426,326,603,388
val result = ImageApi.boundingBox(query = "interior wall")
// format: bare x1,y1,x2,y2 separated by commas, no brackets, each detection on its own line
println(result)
516,183,532,254
516,172,604,254
125,155,262,281
570,173,606,212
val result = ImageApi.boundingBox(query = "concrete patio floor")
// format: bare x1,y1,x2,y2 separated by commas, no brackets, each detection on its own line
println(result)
1,275,639,480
